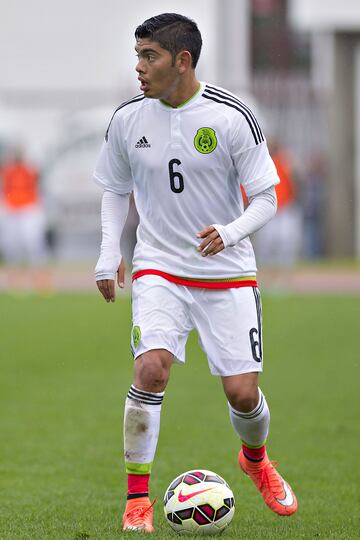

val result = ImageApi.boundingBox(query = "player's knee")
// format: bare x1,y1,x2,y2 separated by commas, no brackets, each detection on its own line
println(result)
134,349,172,392
227,388,259,413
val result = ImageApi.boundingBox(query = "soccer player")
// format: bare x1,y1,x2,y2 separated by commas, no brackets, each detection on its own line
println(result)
94,13,298,532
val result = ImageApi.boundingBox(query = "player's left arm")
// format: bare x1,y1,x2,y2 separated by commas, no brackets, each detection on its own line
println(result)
197,110,280,257
197,186,277,256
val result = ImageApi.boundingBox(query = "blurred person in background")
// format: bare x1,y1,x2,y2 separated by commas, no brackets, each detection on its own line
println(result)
254,138,302,269
300,151,326,259
94,12,297,532
0,146,50,291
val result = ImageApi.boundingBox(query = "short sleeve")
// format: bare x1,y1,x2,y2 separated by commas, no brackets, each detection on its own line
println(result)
231,115,279,198
93,113,133,194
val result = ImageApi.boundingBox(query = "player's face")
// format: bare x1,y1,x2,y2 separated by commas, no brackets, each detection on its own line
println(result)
135,39,181,101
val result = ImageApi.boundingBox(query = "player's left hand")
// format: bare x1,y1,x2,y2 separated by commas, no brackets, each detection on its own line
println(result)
196,226,224,256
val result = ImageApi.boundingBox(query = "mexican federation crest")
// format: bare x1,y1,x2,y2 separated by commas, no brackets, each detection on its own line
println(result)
194,127,217,154
132,325,141,348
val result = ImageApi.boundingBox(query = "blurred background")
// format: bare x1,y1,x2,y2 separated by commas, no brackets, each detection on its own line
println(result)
1,0,360,293
2,5,360,538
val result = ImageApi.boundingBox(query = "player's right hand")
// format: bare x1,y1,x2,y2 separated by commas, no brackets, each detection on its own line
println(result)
96,259,126,303
96,278,116,303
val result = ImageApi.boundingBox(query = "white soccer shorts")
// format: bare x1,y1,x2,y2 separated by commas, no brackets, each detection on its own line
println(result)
131,275,263,376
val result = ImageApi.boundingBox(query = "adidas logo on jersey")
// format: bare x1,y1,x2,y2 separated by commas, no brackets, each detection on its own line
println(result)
135,136,151,148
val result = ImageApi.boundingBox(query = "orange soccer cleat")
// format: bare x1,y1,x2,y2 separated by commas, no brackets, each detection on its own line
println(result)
238,449,298,516
122,496,155,532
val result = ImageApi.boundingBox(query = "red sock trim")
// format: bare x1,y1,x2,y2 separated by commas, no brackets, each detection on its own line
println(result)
127,474,150,496
242,444,266,462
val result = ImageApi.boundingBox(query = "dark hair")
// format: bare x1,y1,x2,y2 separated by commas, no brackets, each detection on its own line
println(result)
135,13,202,68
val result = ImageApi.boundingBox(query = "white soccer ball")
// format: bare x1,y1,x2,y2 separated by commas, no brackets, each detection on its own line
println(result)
163,469,235,535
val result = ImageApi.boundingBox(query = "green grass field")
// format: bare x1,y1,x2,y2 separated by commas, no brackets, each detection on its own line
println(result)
1,292,359,539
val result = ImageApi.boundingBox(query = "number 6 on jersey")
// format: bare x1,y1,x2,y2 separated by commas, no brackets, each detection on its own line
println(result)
168,158,184,193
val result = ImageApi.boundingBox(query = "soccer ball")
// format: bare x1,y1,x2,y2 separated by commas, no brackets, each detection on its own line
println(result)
164,469,235,535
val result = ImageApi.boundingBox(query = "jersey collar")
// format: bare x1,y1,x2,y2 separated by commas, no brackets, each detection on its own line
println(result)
158,81,205,110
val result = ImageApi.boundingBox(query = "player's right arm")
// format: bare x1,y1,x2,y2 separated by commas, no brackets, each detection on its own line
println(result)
93,108,134,302
95,190,130,302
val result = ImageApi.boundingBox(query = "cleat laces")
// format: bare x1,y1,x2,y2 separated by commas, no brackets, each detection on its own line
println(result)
257,461,287,499
124,498,156,530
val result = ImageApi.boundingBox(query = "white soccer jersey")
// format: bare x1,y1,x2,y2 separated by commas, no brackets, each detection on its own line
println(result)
94,82,279,282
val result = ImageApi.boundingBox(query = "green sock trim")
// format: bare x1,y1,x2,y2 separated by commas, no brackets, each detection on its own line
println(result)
125,461,152,475
241,439,267,449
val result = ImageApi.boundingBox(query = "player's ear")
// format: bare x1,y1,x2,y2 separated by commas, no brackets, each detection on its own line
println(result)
177,50,193,74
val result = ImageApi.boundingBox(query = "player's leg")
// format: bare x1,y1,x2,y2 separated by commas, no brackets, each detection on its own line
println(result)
123,348,172,532
123,275,192,532
222,371,270,454
223,372,297,515
219,290,297,516
221,371,270,475
191,285,297,516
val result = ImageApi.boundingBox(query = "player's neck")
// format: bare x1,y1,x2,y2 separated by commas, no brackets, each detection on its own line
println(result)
161,76,200,109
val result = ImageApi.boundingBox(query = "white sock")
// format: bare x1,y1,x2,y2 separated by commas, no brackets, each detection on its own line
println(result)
228,388,270,447
124,385,164,474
